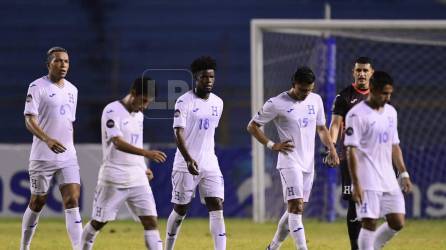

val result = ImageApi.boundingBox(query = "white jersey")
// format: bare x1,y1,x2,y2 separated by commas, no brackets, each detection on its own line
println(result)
344,101,400,192
98,101,148,188
252,92,326,173
172,91,223,174
23,76,78,163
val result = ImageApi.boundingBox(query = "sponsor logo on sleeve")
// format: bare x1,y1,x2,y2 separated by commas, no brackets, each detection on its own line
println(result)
26,94,32,103
174,109,181,118
346,127,354,136
106,119,115,128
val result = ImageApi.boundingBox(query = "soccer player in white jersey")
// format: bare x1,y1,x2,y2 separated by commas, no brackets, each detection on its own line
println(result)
345,71,412,250
21,47,82,250
165,56,226,250
247,66,339,250
80,77,167,250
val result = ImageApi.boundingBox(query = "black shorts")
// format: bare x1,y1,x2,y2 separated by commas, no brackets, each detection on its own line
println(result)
340,159,353,200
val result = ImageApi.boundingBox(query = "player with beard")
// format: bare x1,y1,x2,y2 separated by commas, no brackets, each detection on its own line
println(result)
345,71,412,250
248,66,339,250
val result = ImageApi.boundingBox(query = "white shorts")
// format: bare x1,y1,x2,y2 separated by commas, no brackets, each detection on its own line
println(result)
356,189,406,220
92,184,157,222
279,168,314,203
171,171,224,205
29,160,80,195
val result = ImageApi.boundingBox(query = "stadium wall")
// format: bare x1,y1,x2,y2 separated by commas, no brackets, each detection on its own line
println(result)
1,144,445,219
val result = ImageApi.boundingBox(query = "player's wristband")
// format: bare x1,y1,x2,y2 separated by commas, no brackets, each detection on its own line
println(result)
266,141,275,150
400,171,410,179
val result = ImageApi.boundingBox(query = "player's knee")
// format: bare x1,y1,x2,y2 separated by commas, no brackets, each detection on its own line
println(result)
288,199,304,214
29,195,47,212
174,204,189,216
388,220,404,231
361,218,377,231
90,220,107,231
141,216,158,230
205,197,223,211
62,195,79,209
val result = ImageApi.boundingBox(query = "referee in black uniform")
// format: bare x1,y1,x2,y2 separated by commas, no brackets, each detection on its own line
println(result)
329,57,374,250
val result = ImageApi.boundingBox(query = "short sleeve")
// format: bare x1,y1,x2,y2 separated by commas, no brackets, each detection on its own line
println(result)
392,112,400,145
103,108,123,139
251,99,278,126
344,111,361,147
71,88,78,122
316,96,326,126
215,100,223,128
173,98,188,128
332,94,349,117
24,83,41,116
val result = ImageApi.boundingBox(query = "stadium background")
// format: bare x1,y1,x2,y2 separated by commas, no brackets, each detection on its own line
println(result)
1,0,446,221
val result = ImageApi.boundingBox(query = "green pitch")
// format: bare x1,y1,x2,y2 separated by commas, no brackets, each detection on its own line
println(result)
1,218,445,249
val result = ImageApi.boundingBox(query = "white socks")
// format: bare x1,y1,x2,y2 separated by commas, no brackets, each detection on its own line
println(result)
268,211,289,250
209,210,226,250
358,228,375,250
80,222,164,250
80,221,99,250
20,207,41,250
144,230,163,250
374,223,398,250
65,207,83,249
165,210,186,250
288,213,307,250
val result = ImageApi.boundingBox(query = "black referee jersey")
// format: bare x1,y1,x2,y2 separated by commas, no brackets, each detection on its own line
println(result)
331,84,368,200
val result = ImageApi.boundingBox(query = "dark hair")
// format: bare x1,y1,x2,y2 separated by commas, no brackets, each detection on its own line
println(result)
131,77,154,97
292,66,315,86
355,56,373,65
370,71,393,90
190,56,216,78
47,46,68,64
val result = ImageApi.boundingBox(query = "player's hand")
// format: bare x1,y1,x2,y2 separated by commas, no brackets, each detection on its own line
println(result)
45,138,67,154
186,159,199,175
400,177,413,193
144,150,167,163
325,150,340,167
352,184,363,204
272,140,294,154
146,168,154,181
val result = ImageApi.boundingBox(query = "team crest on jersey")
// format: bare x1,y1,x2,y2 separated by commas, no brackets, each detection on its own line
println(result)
26,94,32,103
346,127,354,136
106,119,115,128
174,109,181,118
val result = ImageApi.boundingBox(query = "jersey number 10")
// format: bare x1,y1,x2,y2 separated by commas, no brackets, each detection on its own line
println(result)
378,132,389,144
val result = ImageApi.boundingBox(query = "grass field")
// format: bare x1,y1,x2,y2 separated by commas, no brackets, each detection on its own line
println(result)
1,218,445,249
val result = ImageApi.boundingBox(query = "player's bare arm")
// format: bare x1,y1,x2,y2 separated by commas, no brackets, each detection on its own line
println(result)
247,120,294,154
110,136,166,163
24,114,67,154
347,146,363,204
392,144,413,193
329,114,344,144
317,125,340,166
174,127,199,175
